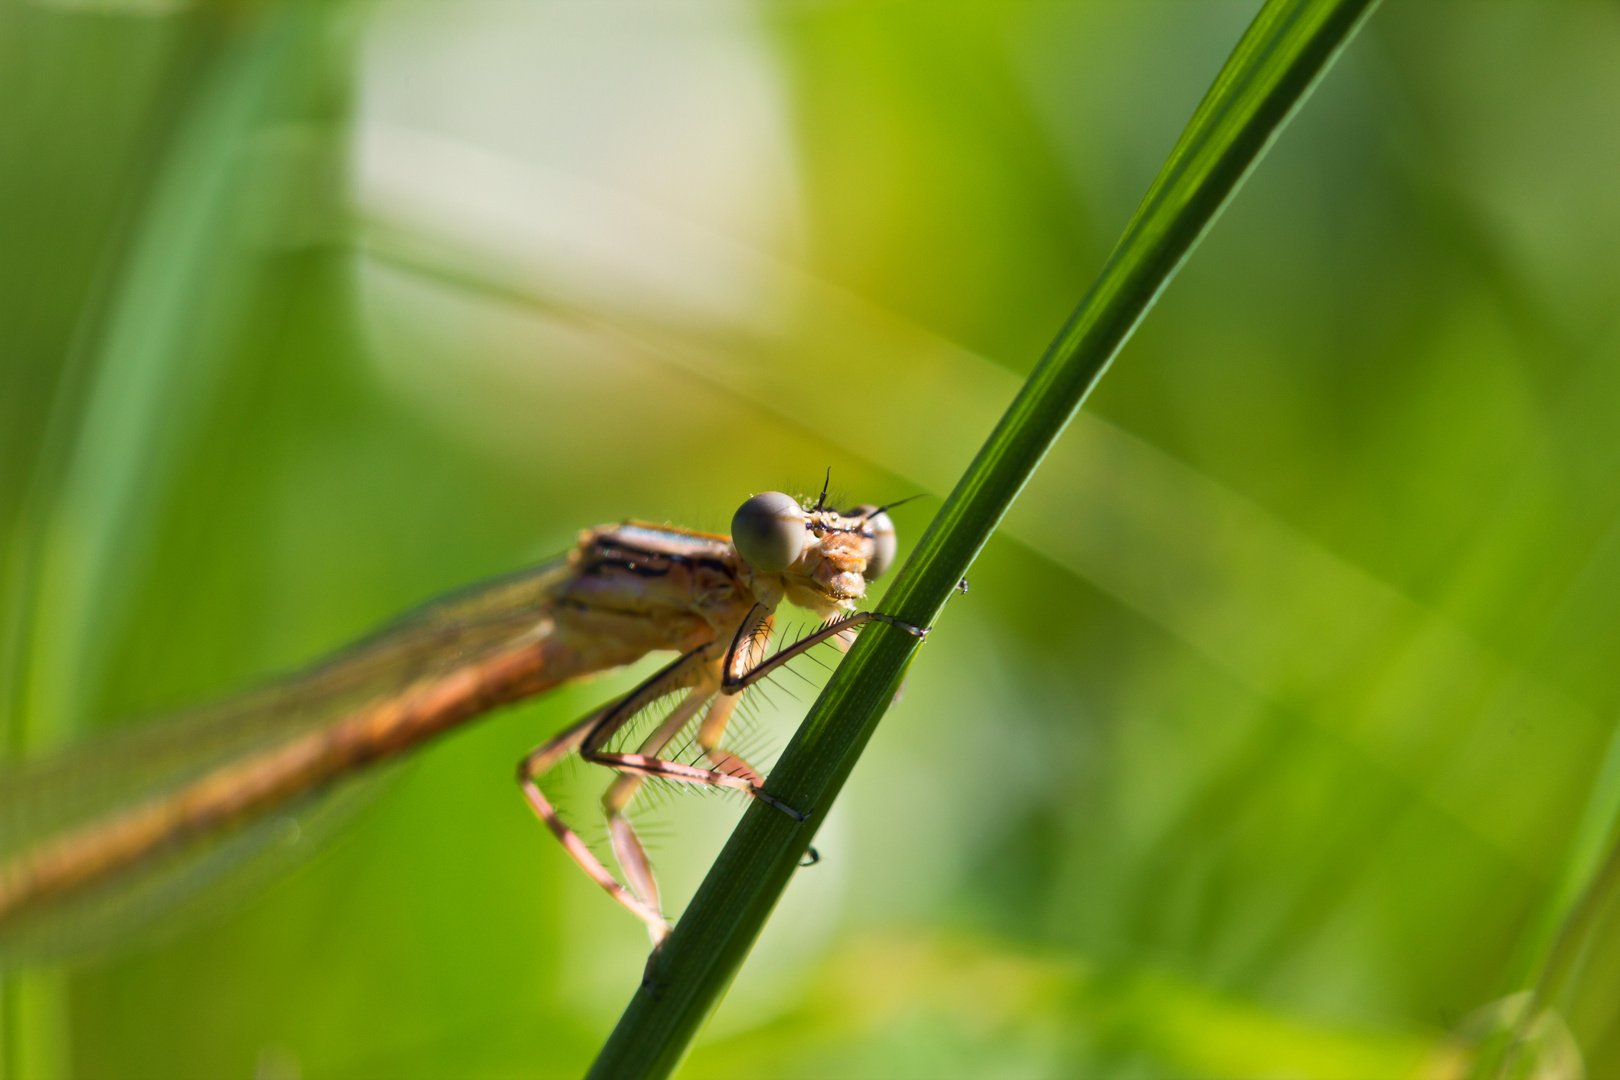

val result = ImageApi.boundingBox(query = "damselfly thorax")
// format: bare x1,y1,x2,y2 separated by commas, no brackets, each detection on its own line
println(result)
0,488,913,952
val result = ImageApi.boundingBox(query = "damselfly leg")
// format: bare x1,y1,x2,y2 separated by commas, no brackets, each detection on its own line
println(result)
518,605,919,944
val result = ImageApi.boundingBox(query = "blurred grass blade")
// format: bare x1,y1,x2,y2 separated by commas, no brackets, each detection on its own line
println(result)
12,7,324,755
587,1,1382,1077
1474,749,1620,1076
682,931,1445,1080
1,5,350,1075
1508,722,1620,989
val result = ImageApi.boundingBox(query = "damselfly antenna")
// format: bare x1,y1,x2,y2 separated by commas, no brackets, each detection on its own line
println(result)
813,468,831,512
853,493,925,522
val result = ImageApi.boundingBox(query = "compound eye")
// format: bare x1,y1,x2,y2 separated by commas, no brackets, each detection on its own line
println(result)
731,492,808,573
851,505,897,580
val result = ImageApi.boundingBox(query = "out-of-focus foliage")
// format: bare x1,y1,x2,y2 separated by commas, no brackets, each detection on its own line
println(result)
3,1,1619,1078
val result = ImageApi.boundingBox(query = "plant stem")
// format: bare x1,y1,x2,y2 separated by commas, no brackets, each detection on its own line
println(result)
587,2,1382,1076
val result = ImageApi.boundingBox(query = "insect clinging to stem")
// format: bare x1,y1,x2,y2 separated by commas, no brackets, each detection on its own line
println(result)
0,480,923,951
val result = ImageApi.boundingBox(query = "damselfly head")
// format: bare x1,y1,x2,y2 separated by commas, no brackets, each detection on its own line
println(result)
730,492,806,574
847,505,897,580
730,492,898,603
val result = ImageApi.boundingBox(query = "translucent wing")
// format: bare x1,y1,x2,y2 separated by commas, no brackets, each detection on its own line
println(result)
0,554,574,962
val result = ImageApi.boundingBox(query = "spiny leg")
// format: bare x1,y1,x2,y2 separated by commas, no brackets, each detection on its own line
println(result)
696,611,772,784
518,636,811,944
599,682,715,920
719,604,924,695
689,606,923,800
690,606,877,783
518,712,670,941
607,611,792,798
583,749,807,821
671,607,871,799
695,693,761,785
572,616,803,818
576,652,806,818
516,605,925,942
518,646,717,943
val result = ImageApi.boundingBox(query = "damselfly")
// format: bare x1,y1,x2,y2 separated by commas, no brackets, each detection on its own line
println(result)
0,485,920,950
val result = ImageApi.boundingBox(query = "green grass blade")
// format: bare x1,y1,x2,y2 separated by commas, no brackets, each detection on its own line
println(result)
588,2,1382,1076
1473,757,1620,1076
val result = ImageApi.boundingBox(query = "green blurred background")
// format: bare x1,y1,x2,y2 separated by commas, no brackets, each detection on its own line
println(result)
5,1,1620,1076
